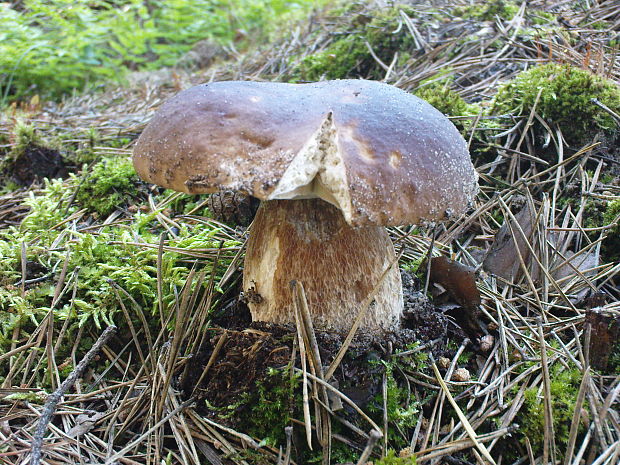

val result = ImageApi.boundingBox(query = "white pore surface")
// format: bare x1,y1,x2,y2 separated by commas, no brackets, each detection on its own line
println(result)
268,115,353,223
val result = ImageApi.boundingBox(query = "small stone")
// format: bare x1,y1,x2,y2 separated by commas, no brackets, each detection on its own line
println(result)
479,334,495,352
437,356,451,369
452,367,471,382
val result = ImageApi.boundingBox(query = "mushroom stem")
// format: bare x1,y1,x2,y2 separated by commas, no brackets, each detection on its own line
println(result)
243,199,403,332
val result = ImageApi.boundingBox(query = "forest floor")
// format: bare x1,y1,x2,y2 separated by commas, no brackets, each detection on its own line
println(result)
0,0,619,464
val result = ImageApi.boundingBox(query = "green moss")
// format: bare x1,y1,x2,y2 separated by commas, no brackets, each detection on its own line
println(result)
74,156,139,216
330,442,360,464
368,360,419,449
374,450,417,464
414,80,486,139
602,198,620,261
0,120,46,173
492,63,620,146
0,178,240,346
294,6,415,81
530,10,556,25
519,363,584,457
453,0,520,21
603,198,620,228
3,391,46,403
414,81,481,119
608,342,620,374
296,35,368,81
11,121,43,154
401,257,425,281
242,367,300,446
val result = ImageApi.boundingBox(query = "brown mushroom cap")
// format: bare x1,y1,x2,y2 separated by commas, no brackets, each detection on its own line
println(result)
133,79,478,227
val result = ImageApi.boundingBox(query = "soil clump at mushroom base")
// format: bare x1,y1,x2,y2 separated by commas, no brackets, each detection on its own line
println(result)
179,271,470,438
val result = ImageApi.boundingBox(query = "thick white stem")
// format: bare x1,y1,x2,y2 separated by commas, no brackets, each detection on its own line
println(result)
243,199,403,332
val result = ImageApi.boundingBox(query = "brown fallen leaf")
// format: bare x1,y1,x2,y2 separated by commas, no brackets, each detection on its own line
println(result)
428,255,482,339
484,201,600,289
483,202,537,281
429,256,481,309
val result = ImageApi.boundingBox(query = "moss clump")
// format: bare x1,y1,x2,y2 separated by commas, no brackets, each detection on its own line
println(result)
453,0,520,21
0,121,67,186
8,121,43,155
602,198,620,262
294,7,415,81
415,81,480,119
242,367,300,446
374,450,417,464
414,80,484,135
492,63,620,146
0,178,238,345
414,79,505,152
519,363,584,457
296,35,368,81
75,156,139,216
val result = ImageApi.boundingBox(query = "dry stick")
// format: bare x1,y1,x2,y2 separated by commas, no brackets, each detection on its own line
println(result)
416,427,514,462
538,318,557,465
0,340,38,363
325,249,404,381
429,358,497,465
293,369,382,433
564,367,591,465
292,291,313,450
382,371,388,456
105,398,196,465
422,227,436,297
156,232,166,329
30,325,117,465
157,268,195,423
355,429,383,465
20,241,27,298
283,426,293,465
292,281,331,464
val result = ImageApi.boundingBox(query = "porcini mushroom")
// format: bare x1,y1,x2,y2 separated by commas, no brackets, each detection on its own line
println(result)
133,80,478,332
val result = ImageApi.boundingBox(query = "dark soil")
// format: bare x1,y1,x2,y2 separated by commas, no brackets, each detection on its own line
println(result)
179,270,480,442
5,144,67,185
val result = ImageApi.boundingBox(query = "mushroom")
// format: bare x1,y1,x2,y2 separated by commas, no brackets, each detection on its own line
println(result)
133,80,478,332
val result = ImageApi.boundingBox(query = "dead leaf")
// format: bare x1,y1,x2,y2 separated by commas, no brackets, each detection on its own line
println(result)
429,256,481,308
66,411,105,438
483,203,537,281
552,249,599,281
428,256,482,339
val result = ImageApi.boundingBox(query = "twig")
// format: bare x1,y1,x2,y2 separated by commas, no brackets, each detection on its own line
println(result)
30,325,117,465
430,357,497,465
355,429,382,465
